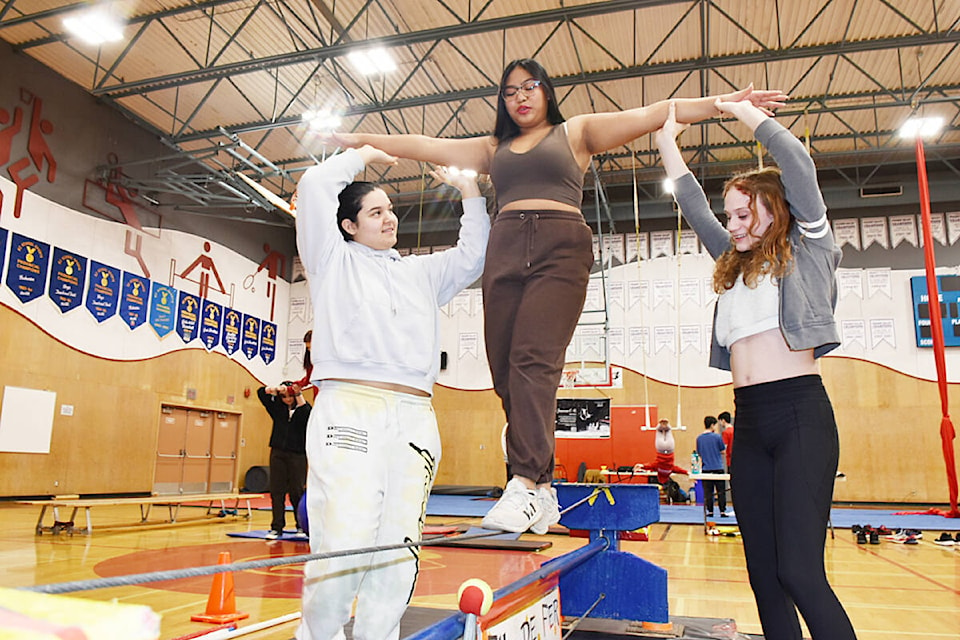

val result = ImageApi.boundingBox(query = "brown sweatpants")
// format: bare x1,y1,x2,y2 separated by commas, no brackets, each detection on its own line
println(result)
482,209,594,484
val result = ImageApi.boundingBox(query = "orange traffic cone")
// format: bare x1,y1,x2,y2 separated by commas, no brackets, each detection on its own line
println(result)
191,551,250,624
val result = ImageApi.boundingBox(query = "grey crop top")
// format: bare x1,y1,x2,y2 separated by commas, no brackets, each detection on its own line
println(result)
489,123,584,209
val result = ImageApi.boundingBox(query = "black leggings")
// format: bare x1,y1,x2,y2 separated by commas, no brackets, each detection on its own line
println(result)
732,375,857,640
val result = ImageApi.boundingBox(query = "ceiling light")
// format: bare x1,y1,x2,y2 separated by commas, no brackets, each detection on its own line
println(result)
899,116,944,139
662,178,675,195
63,9,125,45
348,47,397,75
302,110,342,131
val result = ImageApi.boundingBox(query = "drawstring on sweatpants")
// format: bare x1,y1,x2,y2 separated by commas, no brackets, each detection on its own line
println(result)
518,211,540,269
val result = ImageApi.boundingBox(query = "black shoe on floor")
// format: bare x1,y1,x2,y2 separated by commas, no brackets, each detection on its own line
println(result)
869,530,880,544
856,530,867,544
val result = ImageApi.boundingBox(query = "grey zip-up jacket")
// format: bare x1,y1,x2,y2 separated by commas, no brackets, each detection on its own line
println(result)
674,118,842,372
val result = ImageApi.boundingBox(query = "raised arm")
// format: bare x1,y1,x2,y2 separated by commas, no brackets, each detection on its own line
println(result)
654,101,730,259
295,145,397,274
572,85,787,156
717,98,829,236
421,166,490,305
321,131,495,175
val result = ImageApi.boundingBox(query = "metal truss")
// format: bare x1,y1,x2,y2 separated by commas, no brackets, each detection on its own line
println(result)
2,0,958,228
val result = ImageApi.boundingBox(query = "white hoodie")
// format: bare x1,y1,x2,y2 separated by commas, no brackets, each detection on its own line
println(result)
295,149,490,395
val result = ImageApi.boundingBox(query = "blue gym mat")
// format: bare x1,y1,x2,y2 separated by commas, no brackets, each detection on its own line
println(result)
228,529,309,541
426,494,496,517
426,494,960,531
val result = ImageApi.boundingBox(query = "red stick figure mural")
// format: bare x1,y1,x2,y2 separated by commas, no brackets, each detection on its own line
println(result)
179,241,226,300
257,243,285,321
1,89,57,219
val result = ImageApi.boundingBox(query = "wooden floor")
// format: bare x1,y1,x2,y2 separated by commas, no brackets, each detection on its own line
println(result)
1,501,958,639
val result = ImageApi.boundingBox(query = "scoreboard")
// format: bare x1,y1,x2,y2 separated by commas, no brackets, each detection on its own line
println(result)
910,275,960,348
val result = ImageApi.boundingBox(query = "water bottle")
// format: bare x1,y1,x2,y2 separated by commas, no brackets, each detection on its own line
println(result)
691,451,701,474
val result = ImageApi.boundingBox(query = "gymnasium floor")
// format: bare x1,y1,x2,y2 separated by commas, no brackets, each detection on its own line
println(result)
1,500,958,640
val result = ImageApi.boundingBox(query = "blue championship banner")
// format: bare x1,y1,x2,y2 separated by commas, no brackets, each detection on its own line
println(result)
221,307,241,355
199,299,223,351
120,272,151,329
0,228,7,281
48,246,87,313
149,283,177,338
176,292,200,343
6,232,50,303
85,260,120,322
260,320,276,364
241,313,261,360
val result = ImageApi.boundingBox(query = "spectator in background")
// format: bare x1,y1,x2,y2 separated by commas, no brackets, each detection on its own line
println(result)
257,382,311,539
718,411,734,472
696,415,728,518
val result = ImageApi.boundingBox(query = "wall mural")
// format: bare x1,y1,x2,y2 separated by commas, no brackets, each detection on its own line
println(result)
0,175,285,383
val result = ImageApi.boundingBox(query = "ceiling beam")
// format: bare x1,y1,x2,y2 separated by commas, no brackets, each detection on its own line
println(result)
84,0,734,97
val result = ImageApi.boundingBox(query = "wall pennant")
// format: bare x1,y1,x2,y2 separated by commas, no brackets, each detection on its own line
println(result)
84,260,120,322
149,283,177,338
199,298,223,350
48,246,86,313
176,292,200,343
120,272,150,329
6,232,49,303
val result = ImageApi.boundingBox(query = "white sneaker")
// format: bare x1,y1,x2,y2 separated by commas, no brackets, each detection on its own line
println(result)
265,529,281,540
482,478,543,533
530,486,560,535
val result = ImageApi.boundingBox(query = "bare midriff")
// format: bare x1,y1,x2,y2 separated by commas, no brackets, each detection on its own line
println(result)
330,378,430,397
500,198,581,214
728,327,818,388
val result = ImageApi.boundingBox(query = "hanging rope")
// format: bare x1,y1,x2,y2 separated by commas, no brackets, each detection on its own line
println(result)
674,192,683,429
631,144,651,429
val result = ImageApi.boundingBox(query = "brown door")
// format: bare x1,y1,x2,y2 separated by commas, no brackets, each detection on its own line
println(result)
182,410,213,494
209,412,239,492
154,406,188,495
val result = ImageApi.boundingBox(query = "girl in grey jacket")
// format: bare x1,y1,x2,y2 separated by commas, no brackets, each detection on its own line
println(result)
656,100,857,640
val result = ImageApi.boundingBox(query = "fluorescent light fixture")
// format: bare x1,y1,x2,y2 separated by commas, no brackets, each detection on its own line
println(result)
447,167,478,178
663,178,675,195
348,47,397,75
899,115,944,139
63,9,125,45
302,110,342,131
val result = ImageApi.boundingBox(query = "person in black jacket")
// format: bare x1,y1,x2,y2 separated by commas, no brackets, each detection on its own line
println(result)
257,381,311,539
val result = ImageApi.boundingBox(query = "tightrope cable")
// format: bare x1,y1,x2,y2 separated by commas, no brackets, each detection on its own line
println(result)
22,529,508,595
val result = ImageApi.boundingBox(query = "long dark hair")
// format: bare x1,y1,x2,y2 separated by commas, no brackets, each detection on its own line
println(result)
337,181,381,240
493,59,565,143
302,329,312,372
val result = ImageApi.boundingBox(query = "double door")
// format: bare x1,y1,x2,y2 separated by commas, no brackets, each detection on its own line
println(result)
154,406,240,495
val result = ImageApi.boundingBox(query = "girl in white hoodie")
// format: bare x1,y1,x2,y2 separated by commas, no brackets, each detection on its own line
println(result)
294,145,489,640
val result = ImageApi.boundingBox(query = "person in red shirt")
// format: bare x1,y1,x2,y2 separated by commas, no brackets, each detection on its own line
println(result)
635,418,688,485
719,410,734,471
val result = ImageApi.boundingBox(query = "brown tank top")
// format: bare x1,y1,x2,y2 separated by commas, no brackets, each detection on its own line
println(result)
489,124,584,210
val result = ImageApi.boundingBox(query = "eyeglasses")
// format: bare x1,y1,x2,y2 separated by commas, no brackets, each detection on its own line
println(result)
500,79,542,99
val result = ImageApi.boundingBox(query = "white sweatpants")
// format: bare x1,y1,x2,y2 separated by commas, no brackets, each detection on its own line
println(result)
297,381,440,640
